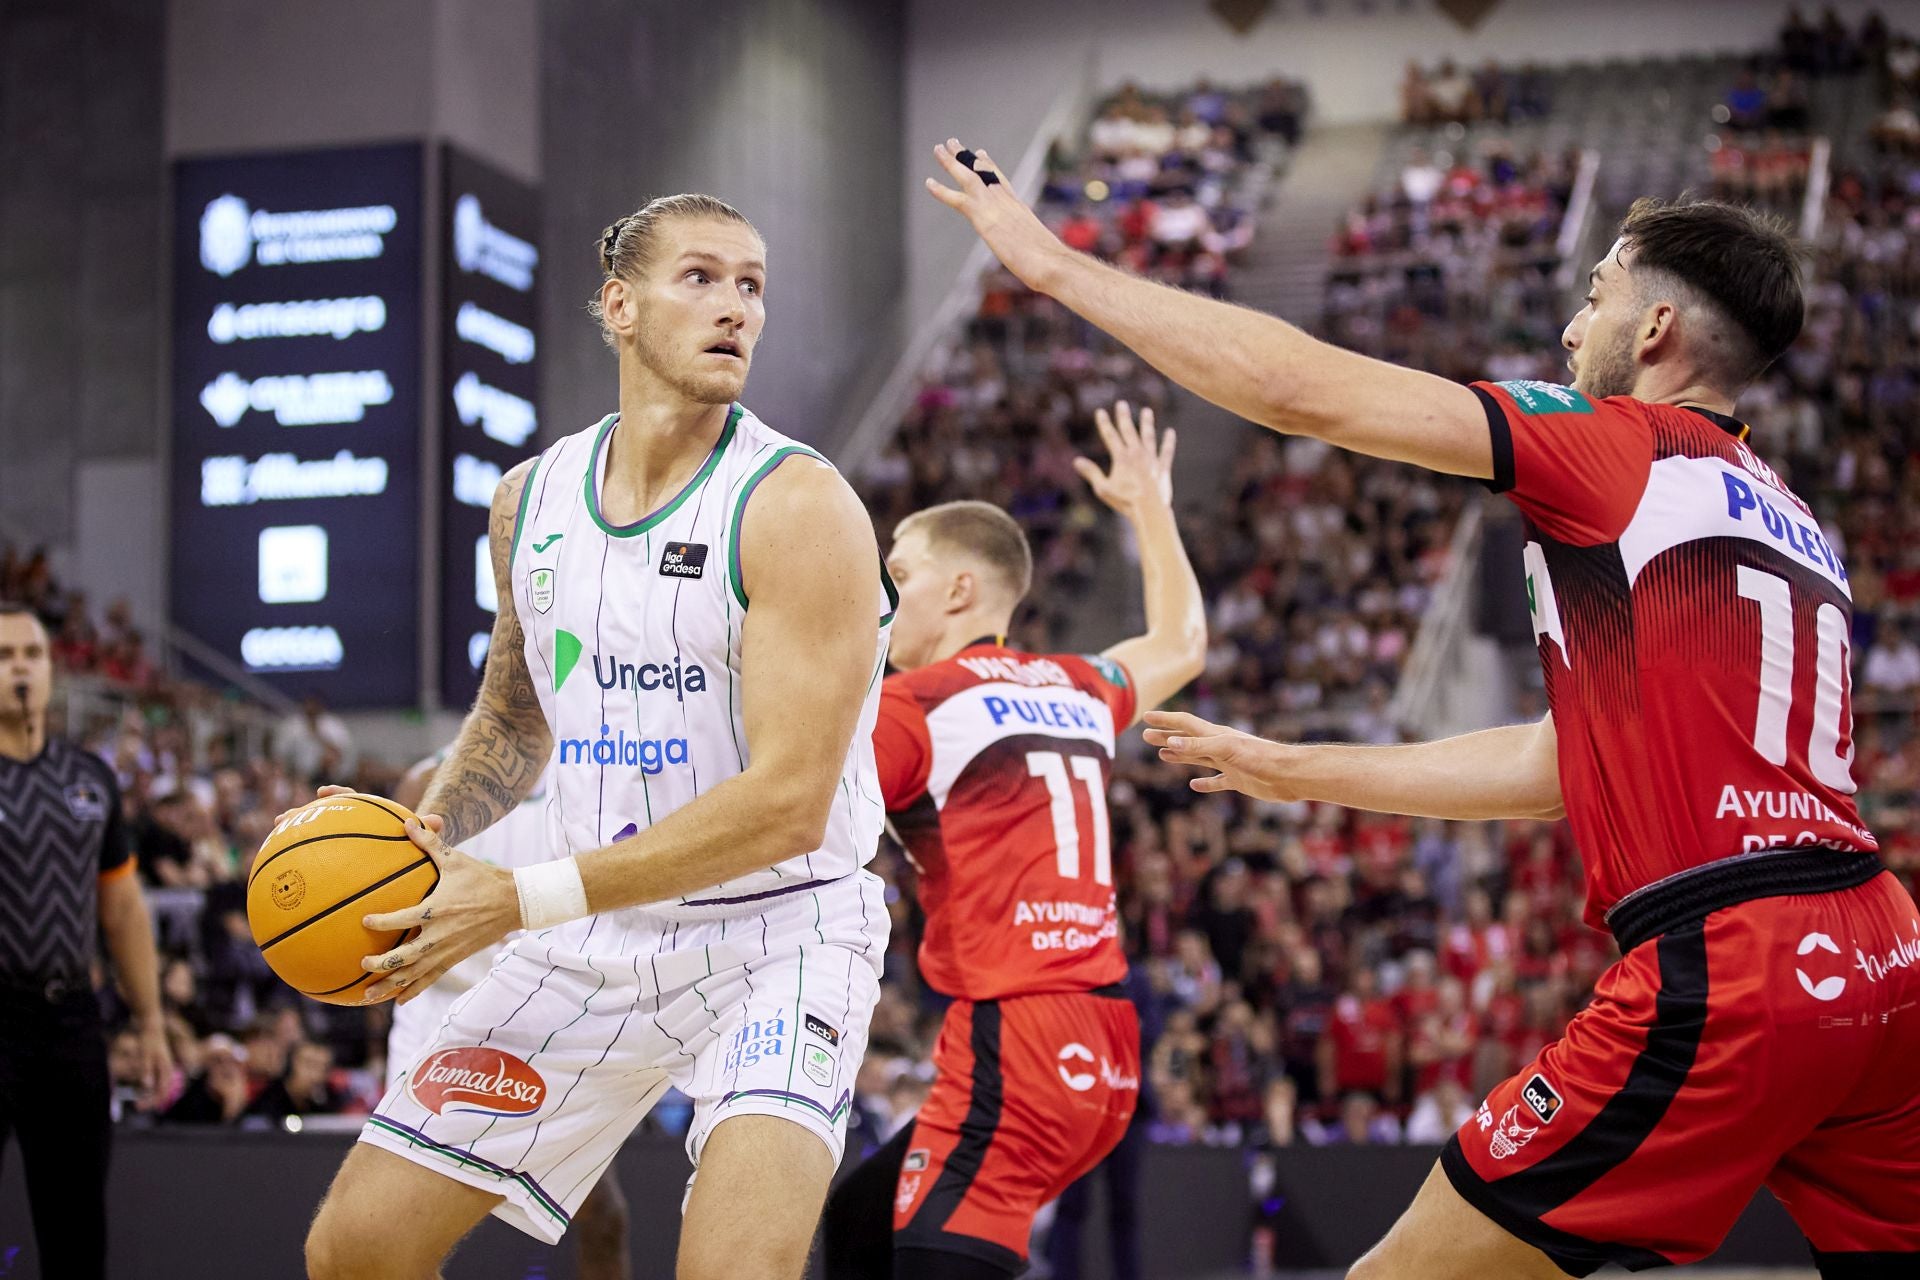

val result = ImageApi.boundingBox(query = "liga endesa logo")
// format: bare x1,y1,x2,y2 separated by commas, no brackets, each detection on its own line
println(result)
407,1047,546,1118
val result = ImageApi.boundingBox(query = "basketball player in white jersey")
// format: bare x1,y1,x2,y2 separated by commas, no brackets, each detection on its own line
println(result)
383,754,632,1280
304,194,895,1280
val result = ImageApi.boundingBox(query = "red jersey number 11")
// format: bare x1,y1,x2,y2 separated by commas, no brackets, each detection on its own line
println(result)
1026,751,1114,885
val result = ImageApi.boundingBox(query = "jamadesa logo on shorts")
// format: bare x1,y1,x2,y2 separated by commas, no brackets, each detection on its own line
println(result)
407,1047,546,1118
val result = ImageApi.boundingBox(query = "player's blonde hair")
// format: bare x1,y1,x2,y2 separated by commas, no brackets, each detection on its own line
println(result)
587,193,760,349
895,501,1033,603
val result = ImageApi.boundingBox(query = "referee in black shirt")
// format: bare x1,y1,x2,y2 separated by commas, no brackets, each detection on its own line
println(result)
0,602,171,1279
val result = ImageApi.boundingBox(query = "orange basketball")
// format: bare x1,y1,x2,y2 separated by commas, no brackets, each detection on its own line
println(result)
247,793,439,1005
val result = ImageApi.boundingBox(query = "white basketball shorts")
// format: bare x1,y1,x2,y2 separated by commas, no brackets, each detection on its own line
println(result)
358,870,888,1243
384,948,494,1092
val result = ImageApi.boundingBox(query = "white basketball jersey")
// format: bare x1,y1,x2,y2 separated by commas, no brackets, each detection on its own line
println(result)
507,404,894,940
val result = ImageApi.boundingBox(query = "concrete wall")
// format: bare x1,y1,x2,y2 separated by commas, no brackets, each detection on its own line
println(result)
0,0,166,549
165,1,434,158
166,0,539,178
539,0,907,450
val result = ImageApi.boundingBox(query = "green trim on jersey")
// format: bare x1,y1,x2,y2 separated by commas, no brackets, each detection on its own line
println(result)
507,456,542,565
584,403,741,538
727,444,825,608
878,556,899,626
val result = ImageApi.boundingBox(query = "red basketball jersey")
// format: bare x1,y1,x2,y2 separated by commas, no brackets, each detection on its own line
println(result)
1475,380,1878,931
874,642,1137,1001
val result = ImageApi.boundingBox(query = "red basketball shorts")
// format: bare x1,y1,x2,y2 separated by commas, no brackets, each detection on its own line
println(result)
1446,870,1920,1275
893,987,1140,1270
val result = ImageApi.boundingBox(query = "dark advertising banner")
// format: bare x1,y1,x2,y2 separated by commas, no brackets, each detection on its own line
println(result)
439,145,541,708
170,144,423,707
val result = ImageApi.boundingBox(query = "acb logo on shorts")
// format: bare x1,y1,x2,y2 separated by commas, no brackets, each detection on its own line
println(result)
1521,1073,1563,1124
408,1047,547,1118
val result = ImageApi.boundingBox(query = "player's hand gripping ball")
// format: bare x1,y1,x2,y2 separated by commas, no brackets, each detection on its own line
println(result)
247,793,438,1005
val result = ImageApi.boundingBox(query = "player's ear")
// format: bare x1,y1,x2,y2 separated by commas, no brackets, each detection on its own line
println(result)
1637,300,1677,359
601,277,636,342
946,569,976,614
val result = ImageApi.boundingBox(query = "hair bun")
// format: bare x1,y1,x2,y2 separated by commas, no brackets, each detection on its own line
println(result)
600,217,629,271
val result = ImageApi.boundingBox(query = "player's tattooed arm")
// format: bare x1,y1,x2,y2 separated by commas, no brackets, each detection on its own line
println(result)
927,138,1494,481
420,459,554,846
1144,711,1565,821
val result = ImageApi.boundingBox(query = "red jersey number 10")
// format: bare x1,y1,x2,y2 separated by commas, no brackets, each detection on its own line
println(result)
1735,565,1855,793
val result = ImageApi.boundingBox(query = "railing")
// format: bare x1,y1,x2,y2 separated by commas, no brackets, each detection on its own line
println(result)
1387,500,1484,737
1552,147,1603,291
164,621,299,715
838,56,1098,473
52,668,283,764
1800,134,1832,241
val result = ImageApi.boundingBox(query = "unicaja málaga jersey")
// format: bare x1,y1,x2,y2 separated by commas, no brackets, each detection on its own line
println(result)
507,404,895,935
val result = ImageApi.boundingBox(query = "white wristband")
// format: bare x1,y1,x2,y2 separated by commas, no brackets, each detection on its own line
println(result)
514,858,589,931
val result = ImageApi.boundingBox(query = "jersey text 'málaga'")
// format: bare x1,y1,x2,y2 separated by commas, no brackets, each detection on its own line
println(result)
875,643,1136,1000
1476,380,1877,930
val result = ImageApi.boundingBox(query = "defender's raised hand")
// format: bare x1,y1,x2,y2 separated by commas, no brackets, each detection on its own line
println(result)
925,138,1068,293
1075,402,1176,522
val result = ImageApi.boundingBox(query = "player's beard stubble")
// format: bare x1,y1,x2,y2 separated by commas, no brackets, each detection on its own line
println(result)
1573,321,1638,401
634,306,750,407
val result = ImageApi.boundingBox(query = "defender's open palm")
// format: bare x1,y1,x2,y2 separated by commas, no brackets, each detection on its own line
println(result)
1076,402,1175,521
925,138,1064,292
1143,710,1299,802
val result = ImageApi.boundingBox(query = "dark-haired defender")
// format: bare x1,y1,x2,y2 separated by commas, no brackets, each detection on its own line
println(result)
931,141,1919,1279
305,195,894,1280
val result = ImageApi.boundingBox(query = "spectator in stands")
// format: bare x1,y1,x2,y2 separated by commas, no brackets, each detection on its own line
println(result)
1400,61,1432,125
1872,97,1920,154
1781,5,1821,73
1766,69,1812,130
1444,885,1511,984
1471,62,1509,124
1406,975,1475,1102
1725,69,1771,131
1864,620,1920,696
162,1033,251,1124
1145,1077,1212,1145
1887,35,1920,97
245,1040,346,1124
1149,186,1211,251
1250,1074,1300,1149
1400,148,1445,208
272,693,355,783
1256,76,1305,146
1818,5,1864,74
1320,1092,1401,1146
1424,60,1474,124
1318,965,1403,1106
1403,1077,1475,1144
1195,857,1258,980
